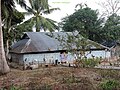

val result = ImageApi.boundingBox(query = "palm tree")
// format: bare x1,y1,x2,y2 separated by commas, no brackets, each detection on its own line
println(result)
22,0,59,32
0,0,58,73
0,0,10,74
0,0,25,74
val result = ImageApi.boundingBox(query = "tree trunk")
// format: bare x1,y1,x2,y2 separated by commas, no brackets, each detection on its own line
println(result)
6,27,11,60
6,39,9,60
0,0,10,74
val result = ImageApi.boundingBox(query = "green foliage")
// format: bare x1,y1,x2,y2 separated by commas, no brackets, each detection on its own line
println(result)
1,0,25,55
100,79,120,90
62,74,76,84
82,57,100,68
12,20,34,41
11,10,25,26
57,33,91,62
61,4,103,42
1,85,21,90
10,85,21,90
29,84,52,90
22,0,59,32
98,70,120,80
61,3,120,42
55,31,104,68
38,84,52,90
102,14,120,41
1,0,15,20
3,10,25,45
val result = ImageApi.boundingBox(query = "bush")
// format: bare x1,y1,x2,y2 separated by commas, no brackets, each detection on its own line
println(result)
1,85,21,90
98,70,120,80
100,79,120,90
38,84,52,90
82,58,100,68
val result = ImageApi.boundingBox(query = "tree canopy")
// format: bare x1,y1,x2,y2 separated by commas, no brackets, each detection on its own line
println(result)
102,13,120,41
61,3,120,43
19,0,59,32
61,5,103,42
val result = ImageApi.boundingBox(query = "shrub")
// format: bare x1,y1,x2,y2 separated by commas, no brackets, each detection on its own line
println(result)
1,85,21,90
98,70,120,80
38,84,52,90
82,58,100,68
100,79,120,90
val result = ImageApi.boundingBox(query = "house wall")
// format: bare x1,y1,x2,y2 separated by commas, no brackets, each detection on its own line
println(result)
11,50,111,65
11,53,23,65
10,52,75,65
23,52,76,64
23,53,60,64
85,50,111,58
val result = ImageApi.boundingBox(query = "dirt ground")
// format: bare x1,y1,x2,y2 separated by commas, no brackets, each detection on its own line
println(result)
0,66,120,90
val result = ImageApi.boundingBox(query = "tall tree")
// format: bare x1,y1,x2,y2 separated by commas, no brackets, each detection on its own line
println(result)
0,0,10,74
102,13,120,41
20,0,59,32
0,0,26,74
98,0,120,41
3,10,24,58
2,0,25,60
61,4,103,42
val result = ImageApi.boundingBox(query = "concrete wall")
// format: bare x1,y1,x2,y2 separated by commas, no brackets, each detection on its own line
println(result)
11,50,111,65
85,50,111,58
23,53,60,64
22,52,76,64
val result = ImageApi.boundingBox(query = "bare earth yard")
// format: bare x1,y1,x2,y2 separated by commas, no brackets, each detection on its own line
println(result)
0,66,120,90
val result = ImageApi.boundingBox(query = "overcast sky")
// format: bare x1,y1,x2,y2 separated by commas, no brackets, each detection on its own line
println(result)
45,0,105,22
16,0,118,22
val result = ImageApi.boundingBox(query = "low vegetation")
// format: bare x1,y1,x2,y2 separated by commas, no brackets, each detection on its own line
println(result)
0,66,120,90
99,79,120,90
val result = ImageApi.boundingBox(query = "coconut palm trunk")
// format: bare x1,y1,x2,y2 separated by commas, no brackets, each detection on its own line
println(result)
0,0,10,74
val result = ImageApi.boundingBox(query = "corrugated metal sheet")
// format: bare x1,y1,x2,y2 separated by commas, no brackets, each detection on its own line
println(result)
11,39,29,53
10,32,63,53
10,32,107,54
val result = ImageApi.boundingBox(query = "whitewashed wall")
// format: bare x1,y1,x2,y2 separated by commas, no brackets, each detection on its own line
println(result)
23,52,75,64
11,50,111,65
85,50,111,58
23,53,60,64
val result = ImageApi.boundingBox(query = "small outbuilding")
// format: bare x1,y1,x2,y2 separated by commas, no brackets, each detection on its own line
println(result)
101,40,120,57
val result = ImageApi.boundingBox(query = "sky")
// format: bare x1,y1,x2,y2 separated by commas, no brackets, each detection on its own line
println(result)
45,0,105,22
16,0,120,23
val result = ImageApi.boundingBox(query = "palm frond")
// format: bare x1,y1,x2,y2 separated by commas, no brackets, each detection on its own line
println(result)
46,18,58,29
16,17,35,32
2,0,15,19
23,17,35,24
29,0,36,10
22,12,33,16
40,0,49,9
24,6,36,15
16,0,59,32
16,0,27,9
39,16,58,31
43,8,60,14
